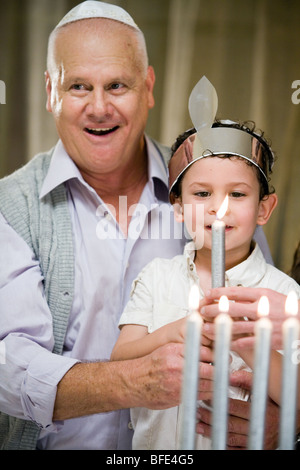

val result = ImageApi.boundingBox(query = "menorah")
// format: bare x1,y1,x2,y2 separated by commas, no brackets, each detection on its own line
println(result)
180,288,299,450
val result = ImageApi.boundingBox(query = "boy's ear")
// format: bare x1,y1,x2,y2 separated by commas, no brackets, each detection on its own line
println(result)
256,193,278,226
173,199,184,223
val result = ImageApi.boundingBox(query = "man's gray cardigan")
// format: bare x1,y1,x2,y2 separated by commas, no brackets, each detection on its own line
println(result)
0,140,171,450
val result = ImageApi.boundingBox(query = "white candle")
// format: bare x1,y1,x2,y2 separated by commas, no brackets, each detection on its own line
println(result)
279,291,300,450
248,296,272,450
211,196,228,288
179,284,202,449
212,295,232,450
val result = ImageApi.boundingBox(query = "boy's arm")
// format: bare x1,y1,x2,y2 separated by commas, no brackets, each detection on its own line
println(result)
111,318,186,361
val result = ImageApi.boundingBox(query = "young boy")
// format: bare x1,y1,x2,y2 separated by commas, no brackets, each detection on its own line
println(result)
111,78,300,449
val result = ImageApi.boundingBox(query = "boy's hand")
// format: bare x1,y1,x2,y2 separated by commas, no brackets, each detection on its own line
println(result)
167,316,213,348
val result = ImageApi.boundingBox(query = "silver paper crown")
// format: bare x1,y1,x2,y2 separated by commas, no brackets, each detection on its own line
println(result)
55,1,141,32
169,76,274,199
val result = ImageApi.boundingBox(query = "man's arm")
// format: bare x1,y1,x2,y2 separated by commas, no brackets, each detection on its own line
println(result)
53,343,185,421
54,343,215,421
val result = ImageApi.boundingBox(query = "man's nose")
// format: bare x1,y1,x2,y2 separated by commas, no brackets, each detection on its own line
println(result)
86,89,113,118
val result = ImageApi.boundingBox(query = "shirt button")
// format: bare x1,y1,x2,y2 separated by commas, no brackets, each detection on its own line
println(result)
128,421,133,430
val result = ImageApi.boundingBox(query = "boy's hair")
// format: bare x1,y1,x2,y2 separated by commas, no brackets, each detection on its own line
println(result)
170,120,276,201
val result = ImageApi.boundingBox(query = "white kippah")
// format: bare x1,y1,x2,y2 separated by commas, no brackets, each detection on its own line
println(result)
55,0,141,32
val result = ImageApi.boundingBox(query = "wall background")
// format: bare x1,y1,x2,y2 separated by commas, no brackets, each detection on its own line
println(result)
1,0,300,273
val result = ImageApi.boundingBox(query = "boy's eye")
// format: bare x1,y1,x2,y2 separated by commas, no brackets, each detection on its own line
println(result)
230,191,246,198
195,191,210,197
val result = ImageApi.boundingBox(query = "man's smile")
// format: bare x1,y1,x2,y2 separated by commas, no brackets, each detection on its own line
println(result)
84,126,119,136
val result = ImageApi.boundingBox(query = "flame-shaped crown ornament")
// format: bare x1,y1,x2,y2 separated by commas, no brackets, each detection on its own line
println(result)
169,76,274,201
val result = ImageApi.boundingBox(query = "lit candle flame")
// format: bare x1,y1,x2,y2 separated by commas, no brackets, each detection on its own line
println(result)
257,295,269,317
285,291,298,316
216,195,229,220
189,284,200,311
219,295,229,313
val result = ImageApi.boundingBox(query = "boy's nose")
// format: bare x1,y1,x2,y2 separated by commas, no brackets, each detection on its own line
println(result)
208,195,229,217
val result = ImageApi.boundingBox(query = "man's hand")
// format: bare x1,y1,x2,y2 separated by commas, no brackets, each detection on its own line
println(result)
123,342,214,410
200,287,291,349
196,369,281,449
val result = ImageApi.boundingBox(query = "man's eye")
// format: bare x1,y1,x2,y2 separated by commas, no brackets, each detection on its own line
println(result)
110,83,125,91
71,84,85,91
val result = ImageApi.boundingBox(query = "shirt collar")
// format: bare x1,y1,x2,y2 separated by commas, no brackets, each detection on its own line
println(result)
183,241,268,287
39,140,82,198
184,241,196,263
39,137,169,200
183,241,197,277
226,243,268,286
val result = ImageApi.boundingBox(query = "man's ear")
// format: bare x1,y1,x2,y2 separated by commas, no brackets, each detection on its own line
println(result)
146,65,156,110
173,198,184,223
257,193,278,226
45,71,53,113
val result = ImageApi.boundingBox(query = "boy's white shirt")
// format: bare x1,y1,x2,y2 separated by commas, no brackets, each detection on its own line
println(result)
119,242,300,450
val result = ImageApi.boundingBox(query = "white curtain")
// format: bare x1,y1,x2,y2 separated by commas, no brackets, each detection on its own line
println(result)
26,0,68,159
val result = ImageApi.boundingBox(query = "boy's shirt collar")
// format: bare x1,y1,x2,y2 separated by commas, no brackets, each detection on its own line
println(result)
184,241,267,287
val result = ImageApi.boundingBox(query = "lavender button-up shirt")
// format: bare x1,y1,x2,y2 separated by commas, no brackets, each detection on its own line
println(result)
0,137,186,449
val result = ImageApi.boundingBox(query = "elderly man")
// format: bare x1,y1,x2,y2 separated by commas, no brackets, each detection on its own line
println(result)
0,1,187,450
0,0,279,451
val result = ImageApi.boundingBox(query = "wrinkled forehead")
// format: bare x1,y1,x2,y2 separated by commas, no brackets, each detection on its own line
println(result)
48,18,146,77
54,17,139,50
